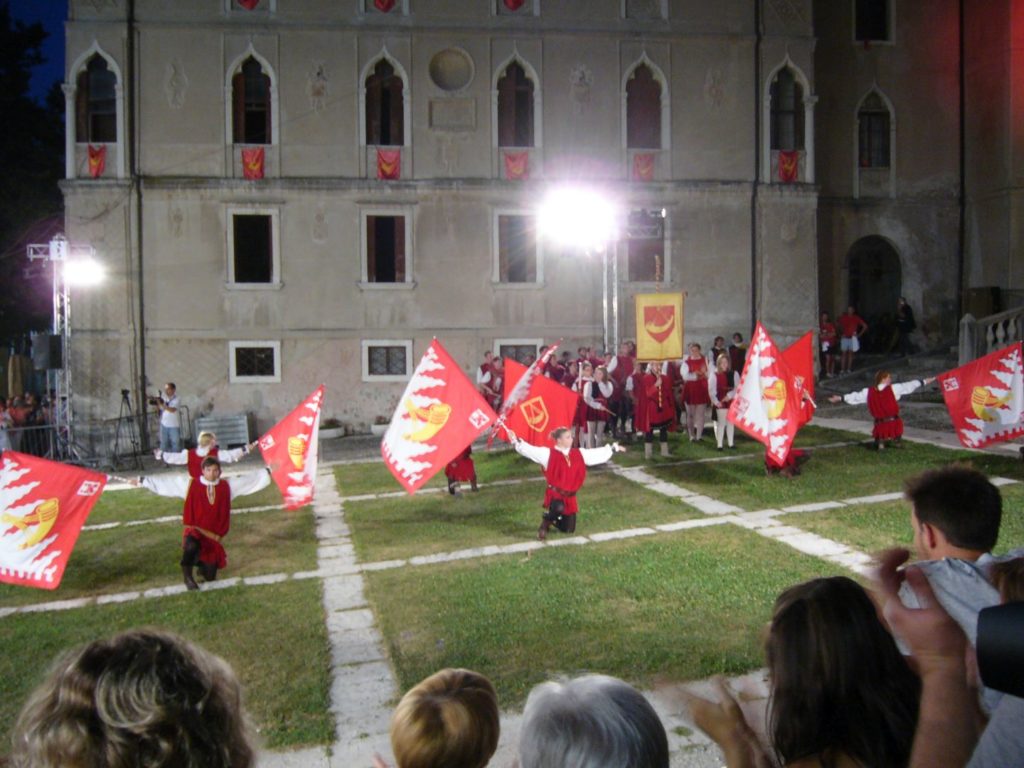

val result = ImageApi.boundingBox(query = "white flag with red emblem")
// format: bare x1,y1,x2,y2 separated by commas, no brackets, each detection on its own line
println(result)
937,343,1024,449
382,340,497,494
258,385,324,510
728,323,803,464
0,452,107,590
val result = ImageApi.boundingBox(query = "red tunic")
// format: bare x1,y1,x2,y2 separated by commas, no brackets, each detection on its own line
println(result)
867,385,903,440
186,447,220,478
445,445,476,482
644,373,676,428
584,380,612,422
713,372,734,407
609,355,634,402
543,448,588,515
683,358,711,405
182,478,232,569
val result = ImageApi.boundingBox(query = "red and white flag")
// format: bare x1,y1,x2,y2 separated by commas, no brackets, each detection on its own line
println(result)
258,385,324,509
497,358,580,447
781,331,816,426
242,147,265,180
382,340,496,494
728,323,803,464
489,342,560,446
937,343,1024,449
0,453,107,590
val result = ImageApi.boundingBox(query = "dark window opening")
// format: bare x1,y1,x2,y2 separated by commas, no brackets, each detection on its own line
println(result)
497,62,534,148
499,344,537,364
233,214,273,283
770,68,804,151
626,64,661,150
498,215,536,283
235,346,275,377
369,346,407,376
855,0,889,42
626,210,665,282
365,60,404,146
75,55,117,143
858,96,890,168
232,57,271,144
366,215,406,282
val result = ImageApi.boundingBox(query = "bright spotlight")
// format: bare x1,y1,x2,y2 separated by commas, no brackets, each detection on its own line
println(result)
64,258,106,287
537,187,618,252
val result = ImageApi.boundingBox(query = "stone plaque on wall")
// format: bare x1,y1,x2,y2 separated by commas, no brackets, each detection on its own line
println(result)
429,98,476,132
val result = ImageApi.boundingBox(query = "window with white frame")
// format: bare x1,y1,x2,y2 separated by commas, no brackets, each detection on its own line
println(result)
770,68,804,151
229,340,280,383
361,208,412,285
497,62,535,148
232,57,272,145
362,339,412,381
496,339,541,364
625,208,666,282
626,64,662,150
494,212,539,283
227,207,280,286
858,93,890,168
76,55,117,143
365,58,405,147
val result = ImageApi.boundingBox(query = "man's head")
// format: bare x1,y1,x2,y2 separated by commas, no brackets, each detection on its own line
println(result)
732,333,743,344
905,466,1002,560
201,456,222,483
713,336,725,348
846,305,856,315
875,370,892,388
483,350,493,363
164,382,176,397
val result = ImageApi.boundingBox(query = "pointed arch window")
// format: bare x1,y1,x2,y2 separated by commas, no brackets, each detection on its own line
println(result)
770,68,804,151
232,57,271,144
858,93,890,168
497,62,534,148
626,64,661,149
365,59,404,146
75,55,117,143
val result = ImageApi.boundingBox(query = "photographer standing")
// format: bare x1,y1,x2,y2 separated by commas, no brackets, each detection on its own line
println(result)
154,382,181,452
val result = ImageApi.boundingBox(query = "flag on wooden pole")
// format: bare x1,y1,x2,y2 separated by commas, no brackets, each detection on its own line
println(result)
258,386,325,509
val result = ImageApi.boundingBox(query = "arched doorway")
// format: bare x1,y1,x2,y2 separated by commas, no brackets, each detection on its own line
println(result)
847,236,902,353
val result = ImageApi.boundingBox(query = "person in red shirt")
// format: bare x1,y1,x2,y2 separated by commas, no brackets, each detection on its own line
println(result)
507,426,624,540
837,305,868,375
681,343,711,442
819,311,839,378
829,371,936,449
444,443,478,495
642,364,677,459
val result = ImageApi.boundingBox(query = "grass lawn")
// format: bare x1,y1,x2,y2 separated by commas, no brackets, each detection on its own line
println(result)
0,505,317,607
365,525,848,708
776,484,1024,557
345,470,703,562
0,579,333,756
646,435,1024,510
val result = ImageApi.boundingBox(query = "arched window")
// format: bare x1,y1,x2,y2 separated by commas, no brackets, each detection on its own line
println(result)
365,59,404,147
858,92,890,168
232,57,271,144
770,68,804,151
497,62,534,148
75,55,117,143
626,64,661,149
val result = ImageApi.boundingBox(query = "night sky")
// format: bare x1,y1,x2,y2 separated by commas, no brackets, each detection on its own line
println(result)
9,0,66,103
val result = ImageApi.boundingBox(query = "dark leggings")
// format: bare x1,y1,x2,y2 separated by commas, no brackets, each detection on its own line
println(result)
644,420,671,443
181,534,218,581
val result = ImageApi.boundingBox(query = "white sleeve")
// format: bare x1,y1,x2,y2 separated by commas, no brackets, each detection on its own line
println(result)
842,387,870,406
159,449,189,466
625,377,634,393
227,468,272,498
583,381,602,410
580,444,615,466
708,374,719,405
141,474,191,498
513,440,550,469
892,380,923,400
606,356,618,374
218,446,248,464
682,363,698,382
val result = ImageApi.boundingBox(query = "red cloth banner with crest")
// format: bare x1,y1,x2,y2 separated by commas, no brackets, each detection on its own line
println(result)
0,453,107,590
87,145,106,178
937,343,1024,449
728,323,803,464
236,0,261,9
374,0,397,11
242,147,265,179
778,150,799,182
377,148,401,180
632,152,655,181
258,386,324,510
504,0,526,9
496,358,580,448
382,340,496,495
781,331,816,426
635,293,684,361
504,151,529,180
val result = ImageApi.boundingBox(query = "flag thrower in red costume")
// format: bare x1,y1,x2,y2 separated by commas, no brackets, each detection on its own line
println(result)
764,331,818,478
506,425,624,541
936,343,1024,449
829,370,936,449
134,456,272,591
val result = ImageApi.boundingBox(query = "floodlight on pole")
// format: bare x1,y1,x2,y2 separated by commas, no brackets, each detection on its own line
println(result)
537,186,621,353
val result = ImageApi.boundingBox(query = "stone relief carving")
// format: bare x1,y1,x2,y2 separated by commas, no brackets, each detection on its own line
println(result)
570,64,592,115
768,0,807,25
307,63,329,113
312,207,328,243
703,68,724,110
436,134,467,178
625,0,663,20
169,207,184,238
780,208,802,244
164,60,188,109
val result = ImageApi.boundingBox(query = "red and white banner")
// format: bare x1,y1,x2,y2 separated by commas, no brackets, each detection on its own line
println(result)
778,150,799,182
236,0,261,9
258,385,324,509
781,331,816,426
374,0,397,10
632,152,655,181
728,323,803,464
489,342,560,446
87,144,106,178
0,453,107,590
382,340,496,494
504,150,529,180
497,358,580,448
242,146,265,179
504,0,526,9
377,148,401,180
937,343,1024,449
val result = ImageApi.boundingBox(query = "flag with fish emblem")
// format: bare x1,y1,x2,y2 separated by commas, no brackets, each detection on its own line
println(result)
87,145,106,178
632,152,655,181
781,331,816,426
258,385,324,509
728,323,803,464
636,293,684,361
242,146,265,179
377,148,401,180
504,150,529,180
382,340,497,494
937,343,1024,449
0,453,107,590
496,358,580,447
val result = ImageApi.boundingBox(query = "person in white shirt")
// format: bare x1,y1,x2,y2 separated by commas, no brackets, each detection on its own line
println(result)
154,382,181,452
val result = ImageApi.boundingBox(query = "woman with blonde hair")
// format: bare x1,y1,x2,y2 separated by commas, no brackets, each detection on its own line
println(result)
582,365,614,448
11,629,255,768
376,668,499,768
708,354,736,450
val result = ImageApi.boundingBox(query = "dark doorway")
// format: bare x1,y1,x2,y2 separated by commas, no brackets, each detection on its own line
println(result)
847,236,901,353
